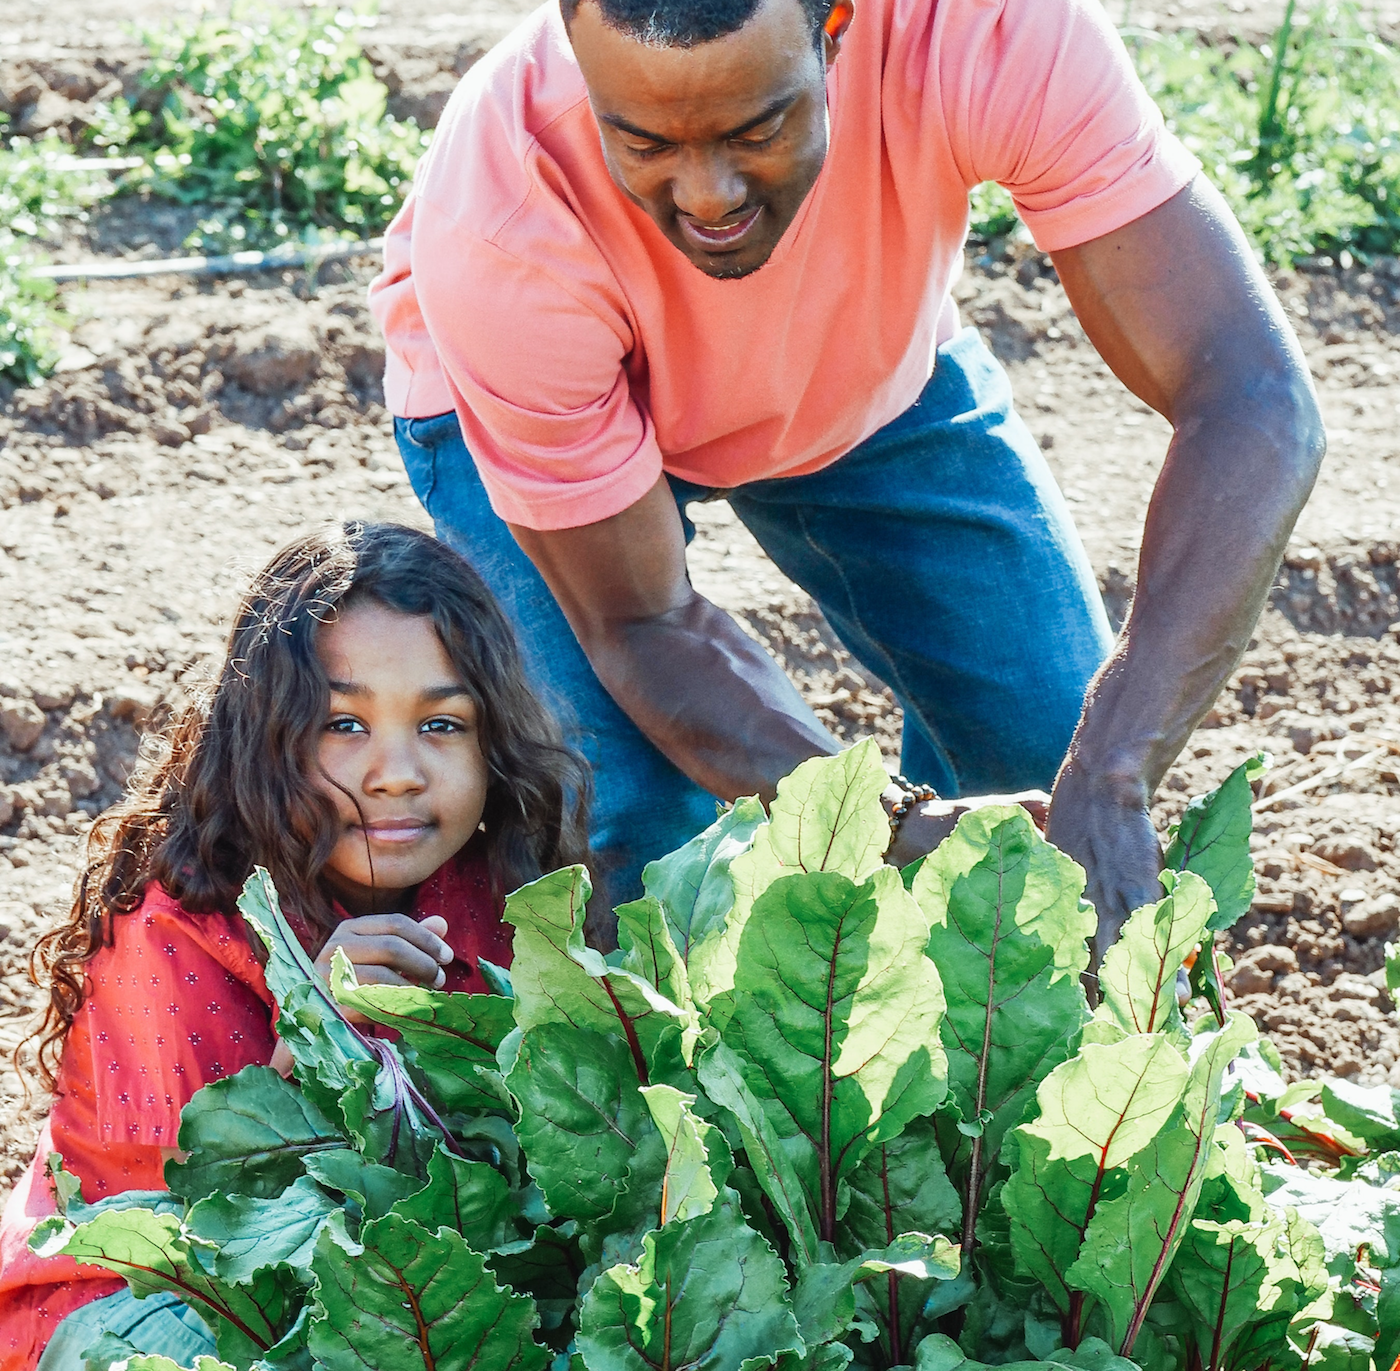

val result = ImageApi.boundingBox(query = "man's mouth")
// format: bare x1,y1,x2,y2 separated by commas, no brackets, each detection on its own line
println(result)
677,206,763,253
356,818,432,845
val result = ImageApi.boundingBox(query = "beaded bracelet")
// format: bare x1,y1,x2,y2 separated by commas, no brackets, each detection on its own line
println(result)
888,772,939,834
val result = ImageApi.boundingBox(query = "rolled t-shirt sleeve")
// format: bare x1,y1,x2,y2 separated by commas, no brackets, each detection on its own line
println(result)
411,199,665,531
941,0,1200,253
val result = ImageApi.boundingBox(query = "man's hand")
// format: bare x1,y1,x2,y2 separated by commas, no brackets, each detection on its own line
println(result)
1046,176,1324,961
886,789,1050,870
1044,764,1162,964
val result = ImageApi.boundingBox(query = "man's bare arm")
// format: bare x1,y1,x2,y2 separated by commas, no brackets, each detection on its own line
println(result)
1046,176,1325,950
509,480,838,803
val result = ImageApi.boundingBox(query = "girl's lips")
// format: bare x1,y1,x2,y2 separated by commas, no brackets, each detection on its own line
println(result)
357,820,431,845
678,206,763,252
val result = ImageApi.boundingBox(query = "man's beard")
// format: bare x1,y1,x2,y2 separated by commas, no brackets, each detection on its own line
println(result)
696,253,773,282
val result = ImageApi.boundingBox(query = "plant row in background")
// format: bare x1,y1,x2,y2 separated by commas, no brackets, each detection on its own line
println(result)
5,0,1400,382
0,1,430,385
32,741,1400,1371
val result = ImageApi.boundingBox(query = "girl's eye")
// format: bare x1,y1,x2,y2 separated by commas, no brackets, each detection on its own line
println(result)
326,716,367,735
421,717,467,735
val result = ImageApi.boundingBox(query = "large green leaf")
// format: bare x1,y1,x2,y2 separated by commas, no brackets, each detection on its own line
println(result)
309,1211,549,1371
506,1022,658,1226
1094,870,1214,1038
689,742,893,1020
577,1193,800,1371
696,1041,821,1265
303,1149,419,1221
239,869,374,1083
505,866,698,1072
165,1065,346,1203
390,1143,517,1250
643,795,767,977
1318,1079,1400,1151
1260,1163,1400,1271
1063,1013,1256,1356
912,1334,1139,1371
1163,753,1266,931
840,1114,962,1256
30,1207,291,1357
911,805,1092,1234
751,739,891,884
186,1174,338,1282
1002,1034,1191,1315
1168,1213,1306,1371
839,1115,963,1365
723,864,946,1244
640,1083,721,1226
329,962,515,1115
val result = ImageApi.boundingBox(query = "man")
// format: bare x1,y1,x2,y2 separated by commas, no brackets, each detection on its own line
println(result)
370,0,1324,948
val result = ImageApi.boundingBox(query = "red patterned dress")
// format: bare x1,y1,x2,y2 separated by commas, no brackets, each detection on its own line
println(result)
0,844,510,1370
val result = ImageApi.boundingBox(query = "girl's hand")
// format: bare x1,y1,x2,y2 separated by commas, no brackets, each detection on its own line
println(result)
312,914,455,1023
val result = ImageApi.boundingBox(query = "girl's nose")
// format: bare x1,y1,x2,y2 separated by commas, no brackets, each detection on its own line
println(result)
364,735,427,794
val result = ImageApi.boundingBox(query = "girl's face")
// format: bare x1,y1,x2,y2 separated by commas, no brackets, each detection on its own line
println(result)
314,602,490,915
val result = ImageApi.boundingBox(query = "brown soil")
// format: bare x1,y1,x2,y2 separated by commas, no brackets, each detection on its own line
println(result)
4,0,1400,1203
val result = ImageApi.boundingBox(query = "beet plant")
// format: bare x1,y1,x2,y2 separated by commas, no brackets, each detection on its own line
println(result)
32,741,1400,1371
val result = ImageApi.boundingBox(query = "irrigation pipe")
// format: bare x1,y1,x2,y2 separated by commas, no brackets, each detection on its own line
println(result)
29,238,383,282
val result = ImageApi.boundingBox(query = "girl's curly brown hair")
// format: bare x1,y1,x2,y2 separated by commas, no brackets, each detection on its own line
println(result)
26,521,590,1089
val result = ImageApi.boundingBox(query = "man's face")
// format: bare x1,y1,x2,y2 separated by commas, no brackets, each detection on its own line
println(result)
568,0,848,280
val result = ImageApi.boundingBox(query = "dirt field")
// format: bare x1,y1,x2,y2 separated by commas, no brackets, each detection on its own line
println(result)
4,0,1400,1200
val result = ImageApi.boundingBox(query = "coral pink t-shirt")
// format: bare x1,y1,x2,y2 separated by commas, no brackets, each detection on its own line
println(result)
369,0,1198,532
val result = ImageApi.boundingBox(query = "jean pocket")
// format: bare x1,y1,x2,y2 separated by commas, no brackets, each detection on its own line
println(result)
395,413,453,512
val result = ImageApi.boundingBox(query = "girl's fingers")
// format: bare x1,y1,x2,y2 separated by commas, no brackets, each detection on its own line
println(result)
332,913,454,964
344,963,439,989
318,931,449,987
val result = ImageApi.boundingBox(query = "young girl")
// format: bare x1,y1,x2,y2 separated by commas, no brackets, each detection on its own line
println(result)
0,522,589,1370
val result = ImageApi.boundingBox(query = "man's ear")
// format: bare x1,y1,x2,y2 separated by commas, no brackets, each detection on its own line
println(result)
823,0,854,64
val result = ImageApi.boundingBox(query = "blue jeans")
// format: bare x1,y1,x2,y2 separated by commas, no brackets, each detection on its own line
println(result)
395,327,1112,902
39,1289,216,1369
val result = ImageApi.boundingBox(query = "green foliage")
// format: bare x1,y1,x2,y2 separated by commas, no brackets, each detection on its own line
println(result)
96,2,430,251
0,251,63,387
1131,2,1400,264
0,135,111,385
36,751,1400,1371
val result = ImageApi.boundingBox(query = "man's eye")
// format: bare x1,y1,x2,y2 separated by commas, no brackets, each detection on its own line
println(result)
624,141,669,158
326,716,366,735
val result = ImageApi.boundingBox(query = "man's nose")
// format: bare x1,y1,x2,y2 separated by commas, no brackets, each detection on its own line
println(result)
671,150,747,224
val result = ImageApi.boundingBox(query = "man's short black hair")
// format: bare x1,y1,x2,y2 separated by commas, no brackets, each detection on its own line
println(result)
561,0,834,49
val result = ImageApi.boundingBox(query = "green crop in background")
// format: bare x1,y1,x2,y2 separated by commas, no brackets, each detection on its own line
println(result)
88,1,430,252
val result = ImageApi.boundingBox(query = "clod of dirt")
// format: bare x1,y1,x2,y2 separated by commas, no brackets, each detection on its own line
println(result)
1230,944,1300,995
0,699,45,752
221,323,322,397
1342,892,1400,938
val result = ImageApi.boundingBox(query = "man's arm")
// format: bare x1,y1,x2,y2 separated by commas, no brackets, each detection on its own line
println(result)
508,480,840,804
1046,175,1325,952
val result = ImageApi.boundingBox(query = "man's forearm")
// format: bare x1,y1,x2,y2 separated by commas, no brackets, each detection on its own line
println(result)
1066,382,1324,801
586,592,840,801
